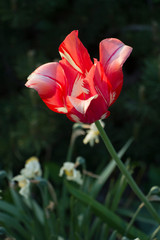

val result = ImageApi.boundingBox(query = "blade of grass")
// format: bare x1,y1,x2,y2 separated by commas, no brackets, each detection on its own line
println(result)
111,165,129,212
91,138,133,197
0,213,28,240
109,230,117,240
117,208,156,225
89,218,102,240
99,223,109,240
66,181,149,240
0,200,31,226
10,188,23,210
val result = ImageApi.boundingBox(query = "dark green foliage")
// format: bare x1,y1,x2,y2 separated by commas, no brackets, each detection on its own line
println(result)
0,0,160,183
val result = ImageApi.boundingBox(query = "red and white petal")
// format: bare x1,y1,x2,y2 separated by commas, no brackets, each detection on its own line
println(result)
26,72,58,98
60,59,90,98
59,30,93,76
84,95,110,123
25,62,67,113
67,95,98,115
42,96,68,114
27,62,66,90
84,60,112,106
99,38,132,105
66,95,110,124
100,38,132,70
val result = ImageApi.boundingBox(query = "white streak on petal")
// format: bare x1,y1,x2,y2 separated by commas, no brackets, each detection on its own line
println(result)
70,114,81,122
26,73,62,98
85,70,89,77
101,112,110,119
27,73,62,89
68,95,98,115
95,86,108,106
59,49,83,73
109,91,116,105
71,75,89,97
71,75,82,97
108,45,132,67
101,113,107,119
81,82,89,94
55,107,68,113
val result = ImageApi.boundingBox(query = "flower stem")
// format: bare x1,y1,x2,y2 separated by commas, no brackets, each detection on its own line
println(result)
95,120,160,224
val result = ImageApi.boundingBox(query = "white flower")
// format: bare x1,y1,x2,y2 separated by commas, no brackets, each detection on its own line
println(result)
20,156,42,179
59,162,83,185
12,156,42,198
13,175,30,198
83,121,105,147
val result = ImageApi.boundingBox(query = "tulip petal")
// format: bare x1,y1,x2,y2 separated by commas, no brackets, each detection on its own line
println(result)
60,59,90,98
100,38,132,70
66,94,110,124
26,72,57,98
67,95,98,115
25,62,67,113
84,60,112,106
59,30,93,76
100,38,132,105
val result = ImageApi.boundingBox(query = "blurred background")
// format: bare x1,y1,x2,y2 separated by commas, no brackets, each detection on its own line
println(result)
0,0,160,188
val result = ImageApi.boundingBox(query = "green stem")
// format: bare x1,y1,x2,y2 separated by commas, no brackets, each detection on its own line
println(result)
95,120,160,224
66,131,75,162
126,202,144,234
150,225,160,239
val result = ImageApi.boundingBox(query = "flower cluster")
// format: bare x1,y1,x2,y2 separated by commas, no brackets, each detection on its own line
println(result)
25,30,132,124
13,157,42,198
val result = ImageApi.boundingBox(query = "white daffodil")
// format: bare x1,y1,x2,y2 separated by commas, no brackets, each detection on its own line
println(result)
20,156,42,179
59,162,83,185
83,120,105,147
13,175,30,198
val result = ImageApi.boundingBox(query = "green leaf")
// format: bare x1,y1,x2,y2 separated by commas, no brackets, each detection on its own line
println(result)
89,218,102,240
25,198,45,224
99,223,109,240
0,212,28,239
66,182,149,240
92,138,133,196
109,230,117,240
10,188,23,210
111,162,131,212
0,200,31,226
0,200,23,218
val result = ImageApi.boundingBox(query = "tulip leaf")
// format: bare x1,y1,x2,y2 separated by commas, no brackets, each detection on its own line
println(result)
92,138,133,196
66,182,149,240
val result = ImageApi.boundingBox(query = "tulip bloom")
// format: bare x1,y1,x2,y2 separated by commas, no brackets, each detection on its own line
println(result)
25,30,132,124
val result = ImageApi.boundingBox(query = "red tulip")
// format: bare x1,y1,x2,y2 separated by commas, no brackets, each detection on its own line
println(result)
25,30,132,124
